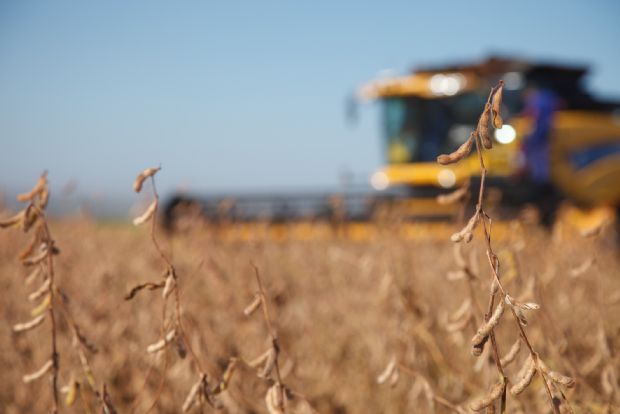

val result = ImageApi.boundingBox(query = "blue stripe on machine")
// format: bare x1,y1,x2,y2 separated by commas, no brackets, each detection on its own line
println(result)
569,141,620,170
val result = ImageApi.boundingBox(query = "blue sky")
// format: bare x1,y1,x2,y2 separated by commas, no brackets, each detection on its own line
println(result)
1,1,619,209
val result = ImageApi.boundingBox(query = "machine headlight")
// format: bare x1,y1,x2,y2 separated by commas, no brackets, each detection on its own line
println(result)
437,169,456,188
371,171,389,191
495,124,516,144
429,73,466,96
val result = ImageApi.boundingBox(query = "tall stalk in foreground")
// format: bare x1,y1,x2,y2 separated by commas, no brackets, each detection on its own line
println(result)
2,172,111,413
438,81,574,413
127,167,225,411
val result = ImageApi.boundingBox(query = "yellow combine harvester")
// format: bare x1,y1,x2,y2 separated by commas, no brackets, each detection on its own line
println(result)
165,57,620,238
361,57,620,222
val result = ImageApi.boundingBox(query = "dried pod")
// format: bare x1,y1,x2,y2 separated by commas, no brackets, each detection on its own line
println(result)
77,348,96,389
570,258,594,277
470,377,505,411
63,379,78,406
472,335,488,357
259,347,277,378
31,294,51,316
471,300,505,347
538,359,575,388
451,212,479,243
445,300,472,330
217,359,238,392
451,298,472,322
505,294,540,311
248,347,272,368
22,205,40,232
265,383,285,414
519,302,539,310
182,374,206,412
500,339,521,367
13,313,46,333
19,234,40,261
133,200,157,226
446,314,471,333
162,273,175,299
28,279,51,302
124,280,165,300
146,329,176,353
437,184,469,205
447,270,467,281
25,266,42,285
17,173,48,202
478,103,493,149
510,356,537,395
0,210,25,229
133,167,161,193
377,356,397,384
437,132,475,165
243,294,262,316
23,359,54,383
38,187,50,209
22,245,49,266
492,81,504,129
580,222,605,238
547,371,575,388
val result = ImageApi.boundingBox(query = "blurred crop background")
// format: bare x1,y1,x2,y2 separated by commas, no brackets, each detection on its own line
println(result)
1,1,620,413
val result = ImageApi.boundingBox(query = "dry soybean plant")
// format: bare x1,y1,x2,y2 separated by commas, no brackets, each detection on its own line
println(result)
374,247,473,413
437,81,574,413
128,167,317,412
180,263,317,413
1,172,112,413
239,264,316,414
376,355,470,413
127,166,228,411
241,265,288,412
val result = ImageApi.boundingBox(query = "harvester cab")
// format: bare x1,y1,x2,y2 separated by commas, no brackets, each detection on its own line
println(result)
360,57,620,218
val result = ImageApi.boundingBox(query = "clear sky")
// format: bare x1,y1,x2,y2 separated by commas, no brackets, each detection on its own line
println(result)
1,1,619,210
